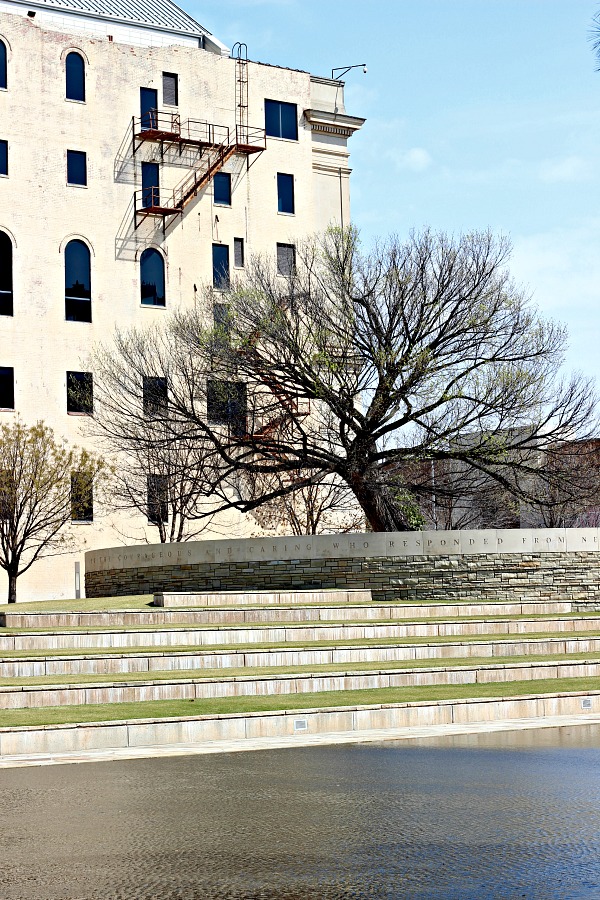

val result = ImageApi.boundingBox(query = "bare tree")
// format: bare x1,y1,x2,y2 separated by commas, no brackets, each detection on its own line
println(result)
93,228,597,533
243,469,364,535
0,420,106,603
90,328,223,542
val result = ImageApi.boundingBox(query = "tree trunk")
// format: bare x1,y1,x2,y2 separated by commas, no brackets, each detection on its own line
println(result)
348,473,412,532
7,572,17,604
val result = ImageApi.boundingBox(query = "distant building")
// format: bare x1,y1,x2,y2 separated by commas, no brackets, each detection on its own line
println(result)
0,0,364,599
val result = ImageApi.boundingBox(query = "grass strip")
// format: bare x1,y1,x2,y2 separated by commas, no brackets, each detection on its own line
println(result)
2,650,600,688
2,675,600,728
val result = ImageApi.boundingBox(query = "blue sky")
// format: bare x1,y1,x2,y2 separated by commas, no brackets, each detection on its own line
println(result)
190,0,600,382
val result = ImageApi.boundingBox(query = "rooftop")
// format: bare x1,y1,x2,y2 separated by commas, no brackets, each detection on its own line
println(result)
4,0,223,43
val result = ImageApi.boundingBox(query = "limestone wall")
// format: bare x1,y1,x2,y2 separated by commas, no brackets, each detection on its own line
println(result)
85,528,600,602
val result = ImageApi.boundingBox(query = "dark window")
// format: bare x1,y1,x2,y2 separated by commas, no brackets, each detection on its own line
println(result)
65,239,91,322
67,150,87,186
0,140,7,176
147,474,168,524
143,375,167,417
140,248,165,306
67,371,93,414
141,161,159,209
0,470,15,520
163,72,178,106
212,244,230,290
213,172,231,205
207,380,247,437
0,367,14,409
234,237,244,268
0,231,13,316
277,173,294,214
140,87,158,130
0,40,7,90
65,52,85,102
265,99,298,140
71,471,93,521
277,243,296,277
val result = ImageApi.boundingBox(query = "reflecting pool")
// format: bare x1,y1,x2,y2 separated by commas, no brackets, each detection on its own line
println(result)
2,725,600,898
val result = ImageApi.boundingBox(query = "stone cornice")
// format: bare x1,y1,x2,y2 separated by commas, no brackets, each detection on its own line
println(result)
304,108,366,138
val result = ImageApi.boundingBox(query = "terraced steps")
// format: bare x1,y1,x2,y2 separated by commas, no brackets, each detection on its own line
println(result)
0,599,577,628
2,587,600,732
4,658,600,710
5,634,600,677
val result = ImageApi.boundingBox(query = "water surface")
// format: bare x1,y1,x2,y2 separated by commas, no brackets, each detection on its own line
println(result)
1,725,600,899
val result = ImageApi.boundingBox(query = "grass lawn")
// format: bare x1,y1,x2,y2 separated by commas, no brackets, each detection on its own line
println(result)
1,675,600,728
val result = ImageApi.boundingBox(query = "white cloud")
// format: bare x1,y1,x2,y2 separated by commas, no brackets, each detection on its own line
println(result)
538,156,591,183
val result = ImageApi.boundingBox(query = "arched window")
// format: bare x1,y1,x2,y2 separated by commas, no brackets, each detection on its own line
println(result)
140,248,165,306
0,40,7,90
65,52,85,102
65,239,91,322
0,231,12,316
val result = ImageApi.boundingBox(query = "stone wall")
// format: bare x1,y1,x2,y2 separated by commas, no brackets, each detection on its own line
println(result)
85,529,600,603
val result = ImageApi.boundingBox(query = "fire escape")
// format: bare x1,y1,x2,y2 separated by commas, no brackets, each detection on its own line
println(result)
132,44,265,232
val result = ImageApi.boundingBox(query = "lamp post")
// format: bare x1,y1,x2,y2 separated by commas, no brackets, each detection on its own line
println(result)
331,63,367,80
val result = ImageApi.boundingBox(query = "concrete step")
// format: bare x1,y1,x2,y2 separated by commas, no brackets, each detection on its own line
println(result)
2,616,600,652
0,599,576,629
3,635,600,677
2,658,600,709
154,589,372,607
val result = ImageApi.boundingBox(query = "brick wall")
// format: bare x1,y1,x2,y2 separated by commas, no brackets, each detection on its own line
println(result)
85,550,600,603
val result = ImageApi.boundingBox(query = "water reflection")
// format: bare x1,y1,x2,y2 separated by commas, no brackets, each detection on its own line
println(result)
1,726,600,898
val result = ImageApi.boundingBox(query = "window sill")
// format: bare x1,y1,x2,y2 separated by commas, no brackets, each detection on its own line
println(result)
67,411,92,416
140,303,166,310
277,211,295,217
0,408,15,412
67,182,88,189
72,520,93,525
65,98,86,105
214,202,231,208
266,135,299,143
0,174,7,179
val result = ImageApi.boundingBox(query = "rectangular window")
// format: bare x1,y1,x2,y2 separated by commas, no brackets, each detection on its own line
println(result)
207,379,247,437
277,173,294,214
234,237,244,268
265,99,298,140
212,244,230,290
66,371,93,415
147,474,168,525
67,150,87,186
0,367,14,409
71,471,93,521
143,376,168,417
277,243,296,277
213,172,231,206
213,302,231,346
0,140,7,176
162,72,178,106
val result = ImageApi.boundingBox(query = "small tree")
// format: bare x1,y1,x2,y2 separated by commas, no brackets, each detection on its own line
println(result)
0,420,105,603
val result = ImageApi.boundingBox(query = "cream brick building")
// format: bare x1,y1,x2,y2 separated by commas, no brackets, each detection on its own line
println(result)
0,0,364,600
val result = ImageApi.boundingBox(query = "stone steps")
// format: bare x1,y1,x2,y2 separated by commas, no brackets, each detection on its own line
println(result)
155,589,372,607
2,616,600,652
2,658,600,709
3,634,600,678
0,599,576,629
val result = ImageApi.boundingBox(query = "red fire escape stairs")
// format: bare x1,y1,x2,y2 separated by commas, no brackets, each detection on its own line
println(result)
132,112,265,232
